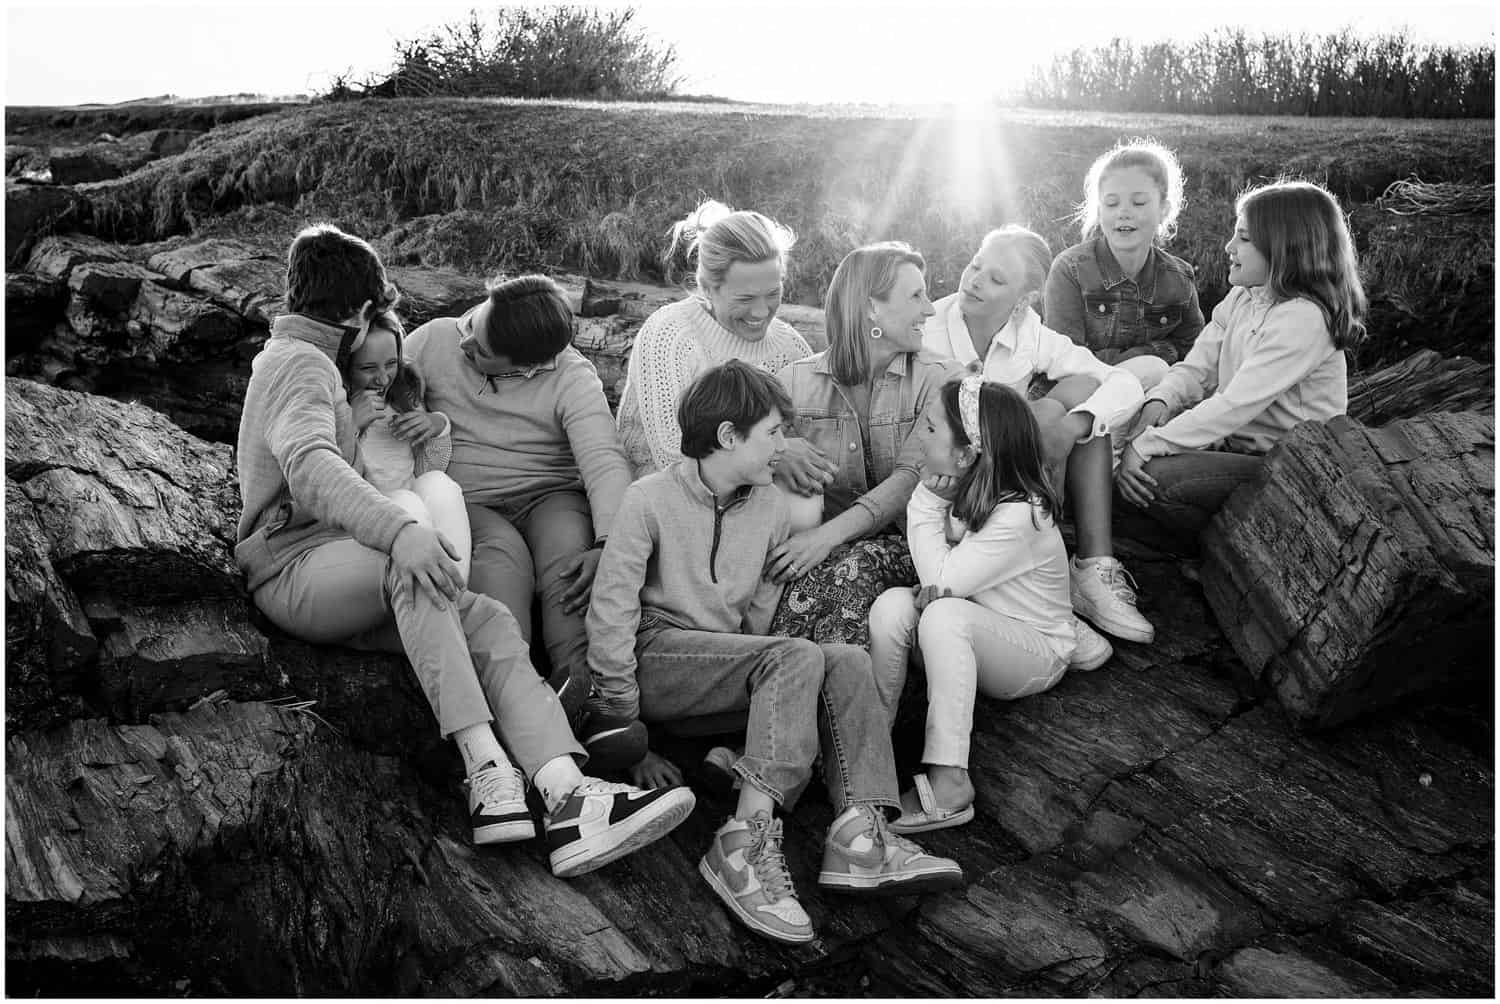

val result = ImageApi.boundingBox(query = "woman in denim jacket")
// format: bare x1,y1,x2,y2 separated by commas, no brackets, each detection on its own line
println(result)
768,242,963,646
1044,141,1204,391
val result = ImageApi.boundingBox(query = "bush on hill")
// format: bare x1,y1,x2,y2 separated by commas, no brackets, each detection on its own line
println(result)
1025,29,1495,118
327,5,682,102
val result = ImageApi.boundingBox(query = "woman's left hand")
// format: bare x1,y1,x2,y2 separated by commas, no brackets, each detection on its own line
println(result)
1115,443,1158,508
766,525,838,585
390,410,441,446
558,546,603,615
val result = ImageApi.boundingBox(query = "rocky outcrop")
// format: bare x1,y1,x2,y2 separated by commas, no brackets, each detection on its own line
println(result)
1202,412,1494,731
4,377,1492,997
45,130,204,185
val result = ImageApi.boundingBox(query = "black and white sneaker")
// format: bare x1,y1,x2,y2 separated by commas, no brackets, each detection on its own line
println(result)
579,711,650,771
468,762,535,845
544,778,696,878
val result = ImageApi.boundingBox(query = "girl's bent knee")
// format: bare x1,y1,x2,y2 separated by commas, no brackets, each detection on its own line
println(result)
918,597,974,642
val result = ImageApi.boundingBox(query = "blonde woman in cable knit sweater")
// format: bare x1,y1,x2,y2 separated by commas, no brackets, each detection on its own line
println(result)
617,200,836,523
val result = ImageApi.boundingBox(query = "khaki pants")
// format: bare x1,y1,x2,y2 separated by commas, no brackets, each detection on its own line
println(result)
253,537,583,776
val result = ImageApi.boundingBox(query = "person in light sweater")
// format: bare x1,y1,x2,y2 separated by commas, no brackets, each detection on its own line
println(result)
235,224,693,878
405,275,643,767
1116,180,1367,541
615,199,836,493
341,307,471,585
585,360,962,946
923,226,1150,663
869,375,1076,832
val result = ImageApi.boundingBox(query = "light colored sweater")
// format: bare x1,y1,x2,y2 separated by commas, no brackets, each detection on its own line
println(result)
585,460,790,720
234,314,416,591
1132,286,1347,460
922,297,1144,439
907,485,1074,659
617,297,812,477
405,306,632,535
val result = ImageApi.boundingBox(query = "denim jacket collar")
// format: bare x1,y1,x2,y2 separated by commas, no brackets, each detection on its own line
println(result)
811,348,911,381
1092,235,1159,304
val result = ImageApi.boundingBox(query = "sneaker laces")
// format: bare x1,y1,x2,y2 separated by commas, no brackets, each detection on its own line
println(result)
572,777,639,797
744,815,796,902
470,763,522,805
1100,562,1140,605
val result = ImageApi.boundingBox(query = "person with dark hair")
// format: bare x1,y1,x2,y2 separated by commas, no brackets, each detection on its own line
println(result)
406,274,642,766
868,375,1077,833
237,226,693,876
585,359,963,946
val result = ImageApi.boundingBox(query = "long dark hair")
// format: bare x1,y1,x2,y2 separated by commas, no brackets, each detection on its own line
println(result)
941,376,1061,532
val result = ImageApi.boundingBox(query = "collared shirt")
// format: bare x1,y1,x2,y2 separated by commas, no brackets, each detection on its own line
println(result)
1043,236,1205,365
921,297,1144,439
1133,285,1347,460
776,349,962,533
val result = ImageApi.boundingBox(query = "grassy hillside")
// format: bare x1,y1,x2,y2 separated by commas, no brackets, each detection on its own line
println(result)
62,97,1497,366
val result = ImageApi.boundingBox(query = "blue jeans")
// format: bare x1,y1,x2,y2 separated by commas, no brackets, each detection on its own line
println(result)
1138,450,1264,537
634,621,900,815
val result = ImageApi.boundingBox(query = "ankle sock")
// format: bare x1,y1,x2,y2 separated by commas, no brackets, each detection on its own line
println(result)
533,755,585,815
454,723,510,777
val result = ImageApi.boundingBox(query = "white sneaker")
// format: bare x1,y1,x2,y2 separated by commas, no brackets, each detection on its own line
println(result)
1071,556,1156,644
467,762,535,845
1069,617,1113,671
544,777,696,878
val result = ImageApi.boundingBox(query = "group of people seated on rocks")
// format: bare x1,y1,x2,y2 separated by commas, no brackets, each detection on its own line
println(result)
235,138,1367,944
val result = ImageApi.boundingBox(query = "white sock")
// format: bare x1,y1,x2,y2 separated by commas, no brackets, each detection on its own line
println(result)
1073,554,1105,569
532,755,585,814
453,723,510,777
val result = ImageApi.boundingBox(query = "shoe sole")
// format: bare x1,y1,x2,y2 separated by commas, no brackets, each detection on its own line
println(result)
887,805,976,835
474,818,537,844
1069,644,1113,672
1073,605,1155,644
550,788,696,879
817,865,964,896
697,857,816,944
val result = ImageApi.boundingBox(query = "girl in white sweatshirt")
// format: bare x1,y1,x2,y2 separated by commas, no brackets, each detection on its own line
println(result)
868,374,1077,833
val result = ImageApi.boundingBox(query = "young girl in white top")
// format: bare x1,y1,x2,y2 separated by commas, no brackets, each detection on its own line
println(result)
923,225,1150,664
345,310,472,583
868,374,1076,833
1116,180,1367,540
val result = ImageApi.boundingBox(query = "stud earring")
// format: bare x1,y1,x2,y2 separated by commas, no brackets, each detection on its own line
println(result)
870,326,884,339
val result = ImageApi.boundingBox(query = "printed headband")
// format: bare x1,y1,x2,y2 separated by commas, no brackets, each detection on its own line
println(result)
957,373,984,452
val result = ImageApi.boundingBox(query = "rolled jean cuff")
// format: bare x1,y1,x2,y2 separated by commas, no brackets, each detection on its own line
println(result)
844,795,903,820
733,753,811,808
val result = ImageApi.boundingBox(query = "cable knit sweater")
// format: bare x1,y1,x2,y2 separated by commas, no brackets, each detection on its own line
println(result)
616,297,812,477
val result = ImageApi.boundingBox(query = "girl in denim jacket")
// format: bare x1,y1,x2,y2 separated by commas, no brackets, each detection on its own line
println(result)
1045,140,1205,391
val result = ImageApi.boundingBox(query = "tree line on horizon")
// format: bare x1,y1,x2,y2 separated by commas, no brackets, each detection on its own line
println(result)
325,8,1494,119
1022,29,1494,118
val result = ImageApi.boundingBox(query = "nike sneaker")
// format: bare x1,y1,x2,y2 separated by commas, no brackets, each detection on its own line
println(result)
544,777,695,878
818,804,963,895
699,812,814,943
467,761,535,845
579,710,650,771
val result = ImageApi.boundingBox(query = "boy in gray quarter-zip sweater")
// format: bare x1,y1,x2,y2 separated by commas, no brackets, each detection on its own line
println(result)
586,360,962,947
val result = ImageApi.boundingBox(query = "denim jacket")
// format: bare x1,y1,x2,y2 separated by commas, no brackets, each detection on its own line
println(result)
1043,237,1205,365
776,350,963,533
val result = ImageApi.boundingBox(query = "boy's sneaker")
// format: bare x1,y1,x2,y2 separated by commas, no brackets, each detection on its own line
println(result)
1069,617,1113,672
699,812,814,944
1070,556,1156,644
818,805,963,895
579,710,650,771
548,669,589,731
468,762,535,845
544,777,695,878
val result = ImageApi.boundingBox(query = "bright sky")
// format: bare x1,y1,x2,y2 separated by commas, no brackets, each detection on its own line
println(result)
4,0,1496,107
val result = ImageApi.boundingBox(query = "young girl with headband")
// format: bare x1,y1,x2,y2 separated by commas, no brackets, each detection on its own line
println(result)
867,374,1076,832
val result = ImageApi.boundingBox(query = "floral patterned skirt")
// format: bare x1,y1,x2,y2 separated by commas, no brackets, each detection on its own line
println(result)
769,534,916,647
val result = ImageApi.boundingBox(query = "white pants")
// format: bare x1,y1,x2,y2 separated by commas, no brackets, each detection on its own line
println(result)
869,588,1068,768
388,471,473,585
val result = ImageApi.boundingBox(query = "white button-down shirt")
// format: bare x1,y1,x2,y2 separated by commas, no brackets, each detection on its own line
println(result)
922,295,1144,439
